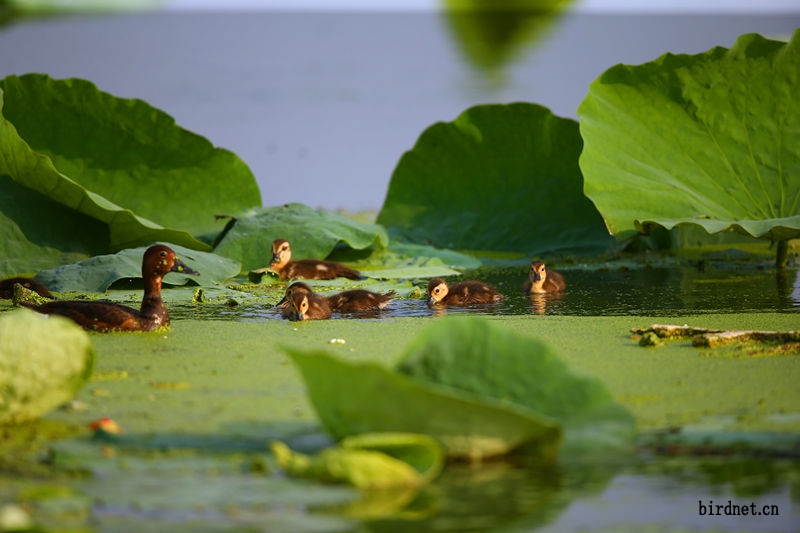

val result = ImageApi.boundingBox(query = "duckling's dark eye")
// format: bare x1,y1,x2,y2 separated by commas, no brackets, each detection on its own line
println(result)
160,251,167,257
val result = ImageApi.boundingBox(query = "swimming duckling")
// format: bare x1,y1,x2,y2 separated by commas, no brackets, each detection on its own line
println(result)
277,281,395,315
426,278,503,307
327,288,396,313
286,290,332,321
523,261,565,294
270,239,362,281
19,245,198,332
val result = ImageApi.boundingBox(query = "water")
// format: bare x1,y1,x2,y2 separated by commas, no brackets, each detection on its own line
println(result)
1,11,798,210
169,264,800,321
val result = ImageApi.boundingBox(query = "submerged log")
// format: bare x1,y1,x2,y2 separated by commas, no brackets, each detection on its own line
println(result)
694,330,800,348
630,324,724,338
633,324,800,348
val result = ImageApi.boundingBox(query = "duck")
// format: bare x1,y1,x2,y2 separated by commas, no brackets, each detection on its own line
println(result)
270,239,362,281
285,290,332,321
277,281,395,316
19,245,199,332
426,278,503,307
327,288,396,313
523,261,565,294
0,277,53,299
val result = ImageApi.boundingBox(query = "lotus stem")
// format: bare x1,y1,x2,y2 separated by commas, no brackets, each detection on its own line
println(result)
775,240,788,269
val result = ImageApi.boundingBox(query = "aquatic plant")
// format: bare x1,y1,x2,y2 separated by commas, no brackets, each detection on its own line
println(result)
579,30,800,267
377,103,614,256
285,316,635,460
0,73,260,277
0,309,95,424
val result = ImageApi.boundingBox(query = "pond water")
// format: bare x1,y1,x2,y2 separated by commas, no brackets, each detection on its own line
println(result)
172,264,800,322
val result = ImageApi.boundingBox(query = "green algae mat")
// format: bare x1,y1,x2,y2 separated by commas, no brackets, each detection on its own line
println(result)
2,313,799,531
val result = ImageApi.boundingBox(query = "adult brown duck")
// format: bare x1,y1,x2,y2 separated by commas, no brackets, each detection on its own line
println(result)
20,245,198,332
269,239,361,281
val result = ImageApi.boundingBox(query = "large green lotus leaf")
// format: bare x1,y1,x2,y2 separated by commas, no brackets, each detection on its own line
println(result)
33,243,240,293
213,203,389,271
0,175,109,277
284,348,561,461
578,31,800,242
0,308,95,424
376,103,614,255
0,73,260,252
396,316,636,453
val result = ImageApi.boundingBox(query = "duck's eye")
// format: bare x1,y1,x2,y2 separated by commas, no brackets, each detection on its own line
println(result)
160,251,167,257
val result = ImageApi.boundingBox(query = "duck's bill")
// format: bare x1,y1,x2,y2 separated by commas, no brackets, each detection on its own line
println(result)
172,259,200,276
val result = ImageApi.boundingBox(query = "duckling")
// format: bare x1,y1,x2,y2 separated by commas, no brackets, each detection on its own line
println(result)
427,278,503,307
327,288,396,313
286,290,332,321
277,281,395,316
270,239,361,281
0,277,53,299
19,245,199,332
523,261,565,294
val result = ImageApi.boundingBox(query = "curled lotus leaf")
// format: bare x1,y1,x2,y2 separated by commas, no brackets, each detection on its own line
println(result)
270,432,444,489
1,309,95,424
578,30,800,244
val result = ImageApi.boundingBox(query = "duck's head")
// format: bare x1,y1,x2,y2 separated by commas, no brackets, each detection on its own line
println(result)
289,291,310,321
270,239,292,267
427,278,449,306
528,261,547,288
144,245,199,279
276,281,313,307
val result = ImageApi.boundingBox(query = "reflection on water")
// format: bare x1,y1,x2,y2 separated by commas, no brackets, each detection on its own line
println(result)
332,453,800,533
170,265,800,322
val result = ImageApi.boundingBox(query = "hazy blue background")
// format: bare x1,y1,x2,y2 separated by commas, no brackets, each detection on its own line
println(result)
1,4,798,210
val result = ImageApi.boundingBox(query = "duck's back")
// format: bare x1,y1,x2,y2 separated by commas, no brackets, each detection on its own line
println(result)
22,300,163,332
327,289,395,312
282,259,361,281
445,281,503,305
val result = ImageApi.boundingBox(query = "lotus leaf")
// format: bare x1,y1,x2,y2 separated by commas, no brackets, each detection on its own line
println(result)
284,347,561,461
396,316,636,453
0,309,95,424
377,103,614,255
213,203,389,271
270,432,444,489
443,0,574,80
33,243,240,293
0,73,261,266
578,31,800,250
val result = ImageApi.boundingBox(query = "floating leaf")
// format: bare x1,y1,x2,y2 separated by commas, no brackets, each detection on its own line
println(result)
396,317,636,453
0,74,261,273
578,31,800,243
284,346,560,460
271,432,444,489
34,243,240,293
377,103,614,255
213,203,389,271
0,309,95,424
